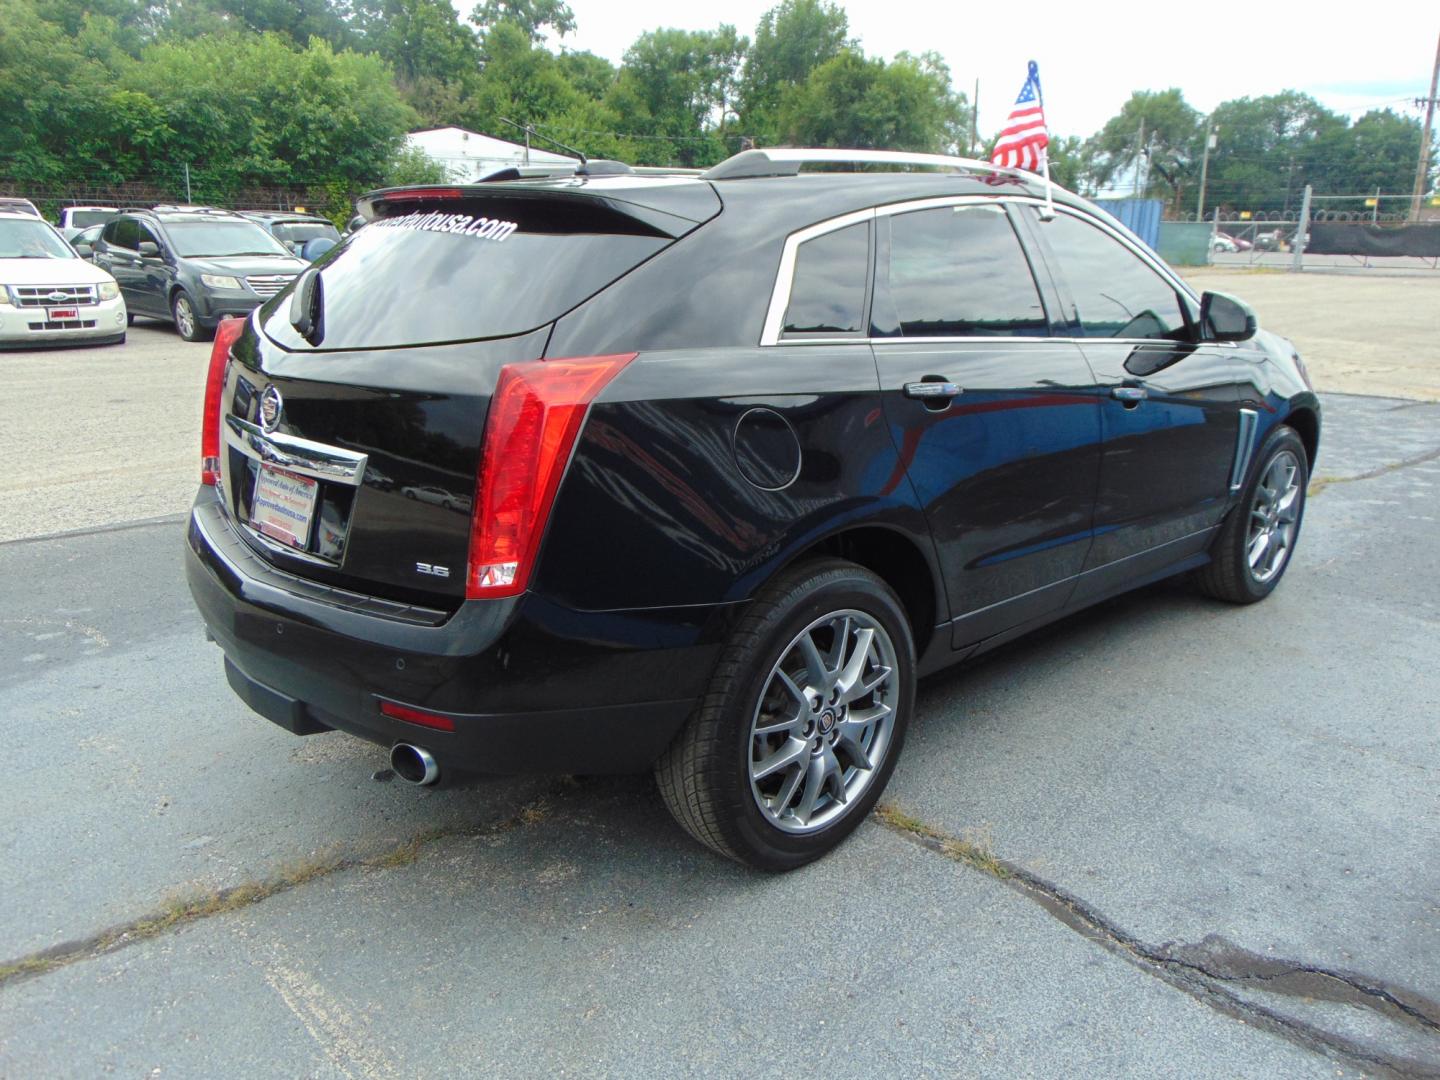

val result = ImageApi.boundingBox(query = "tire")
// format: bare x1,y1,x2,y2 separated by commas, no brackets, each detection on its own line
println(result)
126,313,135,327
171,291,211,342
1195,424,1308,604
656,558,916,871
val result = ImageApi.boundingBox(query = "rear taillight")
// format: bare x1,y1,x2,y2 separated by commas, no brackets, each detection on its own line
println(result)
466,354,637,599
201,317,245,485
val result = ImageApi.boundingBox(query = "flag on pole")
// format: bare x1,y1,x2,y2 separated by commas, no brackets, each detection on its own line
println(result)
991,61,1049,171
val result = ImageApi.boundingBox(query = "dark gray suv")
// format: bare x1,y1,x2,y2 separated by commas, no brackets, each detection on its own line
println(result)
93,207,307,341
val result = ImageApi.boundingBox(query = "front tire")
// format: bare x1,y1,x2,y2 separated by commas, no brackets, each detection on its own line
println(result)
656,558,915,871
171,292,211,342
1195,424,1308,603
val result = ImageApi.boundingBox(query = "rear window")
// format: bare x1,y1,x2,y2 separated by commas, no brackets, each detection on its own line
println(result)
68,210,116,228
263,196,671,350
272,222,340,245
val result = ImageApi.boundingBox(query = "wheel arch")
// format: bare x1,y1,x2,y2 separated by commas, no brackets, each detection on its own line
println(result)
768,523,944,662
1282,403,1320,470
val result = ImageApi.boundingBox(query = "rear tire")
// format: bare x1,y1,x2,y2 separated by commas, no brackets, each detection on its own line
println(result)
655,558,915,871
1195,425,1308,604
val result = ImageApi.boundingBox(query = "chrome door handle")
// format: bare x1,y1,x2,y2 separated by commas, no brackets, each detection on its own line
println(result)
1111,386,1148,403
903,381,963,400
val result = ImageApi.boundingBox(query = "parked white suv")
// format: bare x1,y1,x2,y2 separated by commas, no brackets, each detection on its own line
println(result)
58,205,119,241
0,211,127,348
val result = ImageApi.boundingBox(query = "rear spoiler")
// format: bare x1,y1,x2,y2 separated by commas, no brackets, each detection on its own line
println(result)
356,180,721,239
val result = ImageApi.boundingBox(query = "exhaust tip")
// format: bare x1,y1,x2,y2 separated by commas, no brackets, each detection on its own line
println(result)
391,743,440,786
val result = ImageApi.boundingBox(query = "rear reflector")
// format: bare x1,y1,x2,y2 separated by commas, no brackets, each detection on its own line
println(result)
467,354,637,599
379,701,456,732
201,317,246,485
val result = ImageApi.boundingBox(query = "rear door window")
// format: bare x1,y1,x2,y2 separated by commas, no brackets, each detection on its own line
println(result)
1033,210,1189,340
781,221,870,336
263,196,673,350
875,204,1048,338
111,218,139,250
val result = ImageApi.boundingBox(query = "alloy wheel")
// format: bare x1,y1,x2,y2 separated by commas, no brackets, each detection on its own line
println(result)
748,609,898,834
175,296,196,339
1247,449,1302,584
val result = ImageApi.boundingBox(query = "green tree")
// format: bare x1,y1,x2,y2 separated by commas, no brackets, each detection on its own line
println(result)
608,27,749,166
1085,88,1201,210
776,48,964,154
1203,91,1344,212
351,0,479,87
466,20,584,133
1046,134,1095,194
470,0,573,45
1306,109,1432,207
740,0,849,144
556,50,616,101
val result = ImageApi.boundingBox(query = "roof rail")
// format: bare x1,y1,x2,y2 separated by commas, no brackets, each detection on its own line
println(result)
702,148,1040,182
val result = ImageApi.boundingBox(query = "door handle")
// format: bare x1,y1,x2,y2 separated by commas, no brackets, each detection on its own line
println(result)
1111,386,1148,404
903,380,963,401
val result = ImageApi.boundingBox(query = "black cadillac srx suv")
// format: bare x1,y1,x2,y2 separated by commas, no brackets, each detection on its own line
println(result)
186,148,1320,869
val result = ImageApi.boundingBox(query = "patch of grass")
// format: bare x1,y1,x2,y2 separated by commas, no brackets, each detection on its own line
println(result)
876,802,1011,879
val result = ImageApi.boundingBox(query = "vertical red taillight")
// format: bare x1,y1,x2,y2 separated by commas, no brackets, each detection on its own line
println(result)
466,354,637,599
200,317,246,485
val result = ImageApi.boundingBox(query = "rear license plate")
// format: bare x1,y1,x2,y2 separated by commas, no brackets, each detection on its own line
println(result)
48,307,78,320
251,466,318,549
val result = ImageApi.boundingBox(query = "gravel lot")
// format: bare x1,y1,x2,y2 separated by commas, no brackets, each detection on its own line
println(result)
1,282,1438,1076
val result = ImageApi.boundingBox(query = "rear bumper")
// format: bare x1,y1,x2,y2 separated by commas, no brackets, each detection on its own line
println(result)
186,490,728,775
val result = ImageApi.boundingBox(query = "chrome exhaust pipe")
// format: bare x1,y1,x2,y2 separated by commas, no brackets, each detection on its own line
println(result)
391,743,440,786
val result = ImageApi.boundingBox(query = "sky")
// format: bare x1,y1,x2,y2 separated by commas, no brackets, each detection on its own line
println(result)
535,0,1439,140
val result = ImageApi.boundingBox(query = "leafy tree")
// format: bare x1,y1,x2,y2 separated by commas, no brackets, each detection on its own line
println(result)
1085,88,1201,210
1203,91,1344,212
1305,109,1432,207
740,0,849,144
466,20,584,133
608,27,749,166
556,50,616,101
351,0,479,87
382,142,451,184
470,0,573,46
1045,134,1095,194
776,48,964,154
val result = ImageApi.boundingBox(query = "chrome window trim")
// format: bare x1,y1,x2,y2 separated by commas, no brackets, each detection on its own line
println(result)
760,208,875,346
760,195,1202,349
1230,408,1260,491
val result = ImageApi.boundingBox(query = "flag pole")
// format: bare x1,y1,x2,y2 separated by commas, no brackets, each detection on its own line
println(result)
1033,59,1055,220
1040,150,1055,220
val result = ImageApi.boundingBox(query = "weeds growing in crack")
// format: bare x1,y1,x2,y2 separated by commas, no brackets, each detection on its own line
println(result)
875,803,1010,879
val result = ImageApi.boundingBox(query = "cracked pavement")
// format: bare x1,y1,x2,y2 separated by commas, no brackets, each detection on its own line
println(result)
1,393,1437,1077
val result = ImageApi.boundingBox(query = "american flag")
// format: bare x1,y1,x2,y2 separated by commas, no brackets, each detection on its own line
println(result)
991,61,1049,171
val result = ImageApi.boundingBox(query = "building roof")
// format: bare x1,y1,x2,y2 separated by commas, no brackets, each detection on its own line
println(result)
404,127,576,182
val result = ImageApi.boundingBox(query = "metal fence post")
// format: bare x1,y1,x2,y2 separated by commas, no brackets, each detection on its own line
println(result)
1291,184,1312,272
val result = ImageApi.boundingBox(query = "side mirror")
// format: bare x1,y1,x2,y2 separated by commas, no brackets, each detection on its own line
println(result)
138,240,160,257
1199,290,1257,343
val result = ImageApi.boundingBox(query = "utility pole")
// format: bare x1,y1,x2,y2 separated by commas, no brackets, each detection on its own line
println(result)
1196,121,1216,222
1134,120,1146,195
184,163,192,204
973,78,981,157
1291,183,1312,272
1411,27,1440,220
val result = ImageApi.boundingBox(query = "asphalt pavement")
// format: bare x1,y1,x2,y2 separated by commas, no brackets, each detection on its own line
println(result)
1,393,1437,1078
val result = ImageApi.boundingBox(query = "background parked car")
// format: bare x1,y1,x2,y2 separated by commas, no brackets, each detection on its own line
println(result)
240,211,341,261
0,210,127,348
58,206,119,241
0,197,41,217
92,206,307,341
